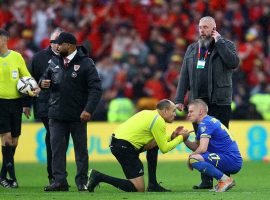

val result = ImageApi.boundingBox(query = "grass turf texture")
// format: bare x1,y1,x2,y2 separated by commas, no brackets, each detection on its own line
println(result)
0,161,268,200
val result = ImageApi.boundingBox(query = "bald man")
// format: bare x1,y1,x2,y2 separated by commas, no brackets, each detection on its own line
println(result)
175,16,240,189
30,28,70,185
87,99,190,193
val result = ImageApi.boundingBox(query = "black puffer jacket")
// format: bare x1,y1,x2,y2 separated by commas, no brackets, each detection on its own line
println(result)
30,47,55,119
40,47,102,121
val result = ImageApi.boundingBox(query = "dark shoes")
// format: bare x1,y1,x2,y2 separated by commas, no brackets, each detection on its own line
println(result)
0,178,18,188
0,178,10,188
147,183,171,192
78,184,88,192
87,169,100,192
193,174,213,189
44,182,69,192
49,178,55,185
192,182,213,189
7,179,19,188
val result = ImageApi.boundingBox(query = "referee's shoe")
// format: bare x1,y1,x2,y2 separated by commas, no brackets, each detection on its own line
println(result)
147,182,171,192
87,169,100,192
0,178,10,188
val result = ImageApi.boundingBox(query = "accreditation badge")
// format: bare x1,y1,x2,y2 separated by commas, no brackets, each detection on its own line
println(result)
196,60,205,69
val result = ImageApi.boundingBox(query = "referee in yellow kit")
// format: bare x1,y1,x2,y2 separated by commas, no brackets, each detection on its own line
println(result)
87,99,190,192
0,29,39,188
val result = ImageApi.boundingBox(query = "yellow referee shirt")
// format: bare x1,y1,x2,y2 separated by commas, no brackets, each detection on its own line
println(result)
0,50,30,99
114,110,183,153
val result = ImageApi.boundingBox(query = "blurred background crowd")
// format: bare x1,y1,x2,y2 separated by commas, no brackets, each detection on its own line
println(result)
1,0,270,121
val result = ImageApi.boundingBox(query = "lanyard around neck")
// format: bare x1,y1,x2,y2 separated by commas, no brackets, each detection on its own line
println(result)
198,47,208,61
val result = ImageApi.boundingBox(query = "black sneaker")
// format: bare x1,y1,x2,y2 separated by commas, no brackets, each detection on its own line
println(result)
193,174,213,189
7,179,19,188
192,182,213,189
147,183,171,192
86,169,100,192
0,178,10,188
44,182,69,192
49,178,55,185
77,184,88,192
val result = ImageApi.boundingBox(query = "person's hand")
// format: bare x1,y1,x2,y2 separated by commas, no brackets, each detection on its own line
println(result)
28,87,41,97
171,126,184,140
40,80,51,89
176,103,184,111
211,30,221,42
23,107,31,119
178,129,194,141
80,111,91,122
143,139,157,151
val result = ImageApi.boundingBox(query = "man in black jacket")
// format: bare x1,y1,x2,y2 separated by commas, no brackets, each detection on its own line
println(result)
175,16,240,189
40,32,102,192
30,28,70,185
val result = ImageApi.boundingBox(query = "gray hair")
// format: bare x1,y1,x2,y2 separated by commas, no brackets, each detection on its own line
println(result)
50,28,64,40
199,16,216,28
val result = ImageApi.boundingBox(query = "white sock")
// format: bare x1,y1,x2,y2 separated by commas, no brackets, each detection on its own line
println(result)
219,174,229,181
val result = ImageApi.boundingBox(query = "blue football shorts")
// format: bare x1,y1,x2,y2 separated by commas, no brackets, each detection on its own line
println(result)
201,151,243,175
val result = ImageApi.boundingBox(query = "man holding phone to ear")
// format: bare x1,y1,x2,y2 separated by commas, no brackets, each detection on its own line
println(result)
175,16,240,190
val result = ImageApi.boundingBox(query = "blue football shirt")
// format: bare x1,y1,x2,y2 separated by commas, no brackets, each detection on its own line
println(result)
196,115,240,154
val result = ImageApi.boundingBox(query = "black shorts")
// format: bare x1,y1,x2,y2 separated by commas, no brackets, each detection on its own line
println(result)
110,136,144,179
0,98,23,137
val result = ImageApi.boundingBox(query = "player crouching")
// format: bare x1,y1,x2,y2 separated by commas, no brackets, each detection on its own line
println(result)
184,99,243,192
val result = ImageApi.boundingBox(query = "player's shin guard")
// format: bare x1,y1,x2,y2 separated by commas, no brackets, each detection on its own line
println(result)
191,160,223,180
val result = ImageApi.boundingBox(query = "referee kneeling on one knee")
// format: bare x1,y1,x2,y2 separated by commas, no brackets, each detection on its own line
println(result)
87,99,191,192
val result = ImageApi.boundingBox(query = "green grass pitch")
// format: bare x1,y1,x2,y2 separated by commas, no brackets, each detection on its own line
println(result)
0,161,269,200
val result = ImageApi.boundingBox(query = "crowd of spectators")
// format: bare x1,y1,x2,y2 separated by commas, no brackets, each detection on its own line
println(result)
1,0,270,121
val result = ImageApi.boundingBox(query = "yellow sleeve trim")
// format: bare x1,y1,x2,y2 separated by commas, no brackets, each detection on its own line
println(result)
200,134,211,138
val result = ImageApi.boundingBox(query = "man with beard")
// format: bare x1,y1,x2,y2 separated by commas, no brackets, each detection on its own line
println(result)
175,16,239,189
40,32,102,192
30,28,70,185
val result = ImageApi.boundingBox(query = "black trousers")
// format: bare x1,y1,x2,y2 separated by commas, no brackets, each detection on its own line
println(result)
49,119,88,186
41,117,70,181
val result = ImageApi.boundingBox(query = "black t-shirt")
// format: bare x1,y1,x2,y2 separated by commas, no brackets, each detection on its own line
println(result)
197,42,215,98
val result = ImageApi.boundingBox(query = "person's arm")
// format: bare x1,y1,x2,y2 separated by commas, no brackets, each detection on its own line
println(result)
215,37,240,69
18,54,31,77
190,120,214,155
28,53,36,76
184,139,199,151
39,65,52,89
83,58,102,116
175,45,192,105
151,118,184,154
190,137,209,155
